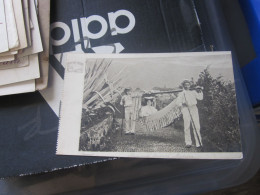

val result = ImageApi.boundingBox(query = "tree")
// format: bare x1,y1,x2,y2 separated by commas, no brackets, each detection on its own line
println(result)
195,68,241,152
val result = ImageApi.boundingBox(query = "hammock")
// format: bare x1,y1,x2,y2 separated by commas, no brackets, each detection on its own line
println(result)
143,97,182,131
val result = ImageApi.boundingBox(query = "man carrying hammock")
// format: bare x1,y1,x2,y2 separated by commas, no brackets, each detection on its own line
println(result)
178,80,203,148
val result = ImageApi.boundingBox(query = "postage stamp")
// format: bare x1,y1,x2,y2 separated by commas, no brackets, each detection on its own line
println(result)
57,52,242,159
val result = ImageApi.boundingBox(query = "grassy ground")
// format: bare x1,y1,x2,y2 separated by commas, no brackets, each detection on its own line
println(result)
103,119,200,153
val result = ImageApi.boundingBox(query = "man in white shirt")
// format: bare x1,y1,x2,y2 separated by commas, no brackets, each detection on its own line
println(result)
178,80,203,148
120,88,134,134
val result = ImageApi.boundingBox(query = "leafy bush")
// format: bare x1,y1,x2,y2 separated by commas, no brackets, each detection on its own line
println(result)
195,68,241,152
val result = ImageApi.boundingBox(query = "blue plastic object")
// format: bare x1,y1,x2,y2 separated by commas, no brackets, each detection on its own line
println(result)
239,0,260,106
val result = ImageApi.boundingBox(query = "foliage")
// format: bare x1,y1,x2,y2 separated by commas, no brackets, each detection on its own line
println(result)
195,68,241,152
79,111,114,151
155,94,176,111
82,59,125,112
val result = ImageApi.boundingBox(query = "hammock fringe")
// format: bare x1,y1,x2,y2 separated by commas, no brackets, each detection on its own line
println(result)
144,98,182,131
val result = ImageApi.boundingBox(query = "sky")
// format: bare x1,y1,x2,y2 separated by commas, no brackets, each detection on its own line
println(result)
87,53,235,91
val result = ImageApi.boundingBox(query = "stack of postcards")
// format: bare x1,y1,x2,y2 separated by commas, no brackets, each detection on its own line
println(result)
0,0,50,96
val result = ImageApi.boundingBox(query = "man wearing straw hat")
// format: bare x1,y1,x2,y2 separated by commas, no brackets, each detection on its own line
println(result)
178,79,204,148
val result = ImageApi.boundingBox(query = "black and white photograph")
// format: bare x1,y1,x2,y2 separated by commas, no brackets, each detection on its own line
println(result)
57,52,242,159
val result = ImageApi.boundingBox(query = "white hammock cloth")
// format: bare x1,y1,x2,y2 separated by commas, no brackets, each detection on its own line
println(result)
143,97,182,131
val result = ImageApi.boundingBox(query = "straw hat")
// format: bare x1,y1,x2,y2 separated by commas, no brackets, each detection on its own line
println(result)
182,79,191,86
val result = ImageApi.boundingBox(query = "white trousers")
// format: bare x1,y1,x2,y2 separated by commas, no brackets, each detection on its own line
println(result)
182,105,202,147
125,107,135,133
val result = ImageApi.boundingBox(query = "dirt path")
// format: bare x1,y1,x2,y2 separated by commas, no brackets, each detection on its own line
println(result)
105,120,199,153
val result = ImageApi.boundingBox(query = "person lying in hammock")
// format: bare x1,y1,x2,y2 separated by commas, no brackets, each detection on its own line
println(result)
139,97,158,118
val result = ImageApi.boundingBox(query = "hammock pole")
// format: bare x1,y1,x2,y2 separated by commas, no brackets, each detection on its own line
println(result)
121,116,124,137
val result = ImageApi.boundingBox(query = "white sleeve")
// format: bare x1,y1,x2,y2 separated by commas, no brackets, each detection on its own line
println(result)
176,92,184,106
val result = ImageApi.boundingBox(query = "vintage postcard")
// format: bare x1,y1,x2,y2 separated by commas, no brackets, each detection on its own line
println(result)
4,0,19,49
0,79,35,96
0,51,18,57
12,0,28,51
22,0,32,47
35,0,50,90
0,55,15,63
57,52,242,159
0,55,28,70
0,0,9,53
34,0,39,14
20,0,43,57
0,54,39,86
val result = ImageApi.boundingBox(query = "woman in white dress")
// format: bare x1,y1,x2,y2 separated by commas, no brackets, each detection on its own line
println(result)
139,97,158,118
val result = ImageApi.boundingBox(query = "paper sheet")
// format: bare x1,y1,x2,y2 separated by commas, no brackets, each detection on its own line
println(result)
0,51,18,56
0,55,29,70
0,79,35,96
36,0,50,90
19,0,43,57
0,55,15,63
12,0,28,51
0,54,40,86
4,0,19,49
0,0,9,53
22,0,32,46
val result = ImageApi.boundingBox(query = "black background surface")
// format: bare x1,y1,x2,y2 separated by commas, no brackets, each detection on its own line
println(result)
51,0,204,55
0,0,259,194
